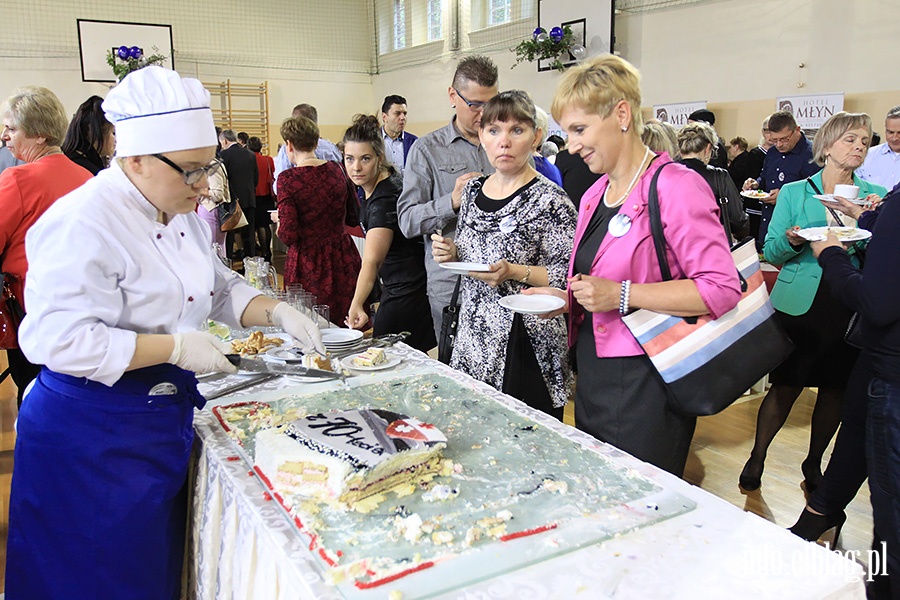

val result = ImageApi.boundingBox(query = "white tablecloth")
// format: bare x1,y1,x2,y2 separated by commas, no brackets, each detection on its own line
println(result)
187,344,866,600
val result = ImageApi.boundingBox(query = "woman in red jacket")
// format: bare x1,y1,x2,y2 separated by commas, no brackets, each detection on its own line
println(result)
0,86,92,404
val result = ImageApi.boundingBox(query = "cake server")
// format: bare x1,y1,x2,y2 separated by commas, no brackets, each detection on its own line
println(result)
225,355,345,380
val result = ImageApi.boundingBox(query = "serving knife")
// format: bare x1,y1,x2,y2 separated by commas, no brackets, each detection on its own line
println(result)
225,354,345,380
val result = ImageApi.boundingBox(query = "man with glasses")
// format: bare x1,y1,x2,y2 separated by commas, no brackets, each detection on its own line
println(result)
742,110,817,246
397,55,498,349
857,105,900,189
219,128,258,259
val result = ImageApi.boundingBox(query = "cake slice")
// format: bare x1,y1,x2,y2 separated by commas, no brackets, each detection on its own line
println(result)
351,348,386,368
302,353,332,371
254,409,446,506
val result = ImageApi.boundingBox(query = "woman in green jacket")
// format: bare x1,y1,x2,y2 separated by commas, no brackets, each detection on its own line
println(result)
740,112,887,492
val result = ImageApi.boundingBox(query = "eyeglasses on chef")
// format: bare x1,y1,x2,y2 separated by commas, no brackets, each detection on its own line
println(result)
153,154,223,185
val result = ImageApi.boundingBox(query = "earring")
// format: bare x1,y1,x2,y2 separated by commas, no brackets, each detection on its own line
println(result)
621,126,628,132
451,105,456,109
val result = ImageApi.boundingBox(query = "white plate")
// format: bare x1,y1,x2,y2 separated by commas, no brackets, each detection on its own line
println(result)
264,347,306,362
741,190,769,200
813,194,867,206
439,262,492,275
320,329,364,345
498,294,566,315
795,226,872,243
340,353,402,372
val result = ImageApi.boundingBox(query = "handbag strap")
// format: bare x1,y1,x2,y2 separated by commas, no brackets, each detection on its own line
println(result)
714,169,735,247
806,177,849,225
647,162,676,282
450,275,462,306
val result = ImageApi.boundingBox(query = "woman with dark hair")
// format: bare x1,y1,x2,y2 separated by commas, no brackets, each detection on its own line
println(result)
677,122,749,244
249,136,275,262
276,116,361,324
343,114,435,351
431,90,576,420
61,95,115,175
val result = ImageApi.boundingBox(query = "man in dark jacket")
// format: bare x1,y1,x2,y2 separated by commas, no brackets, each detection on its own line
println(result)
219,129,258,258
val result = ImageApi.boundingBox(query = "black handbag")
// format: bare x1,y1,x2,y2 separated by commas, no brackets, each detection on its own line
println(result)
437,276,462,364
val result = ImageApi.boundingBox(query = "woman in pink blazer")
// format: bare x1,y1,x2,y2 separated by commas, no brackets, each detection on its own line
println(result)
528,55,741,475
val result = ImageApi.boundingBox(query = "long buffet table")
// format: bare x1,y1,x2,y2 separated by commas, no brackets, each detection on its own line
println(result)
187,343,866,600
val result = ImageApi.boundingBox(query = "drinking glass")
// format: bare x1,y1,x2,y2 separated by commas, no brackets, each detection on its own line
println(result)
313,305,331,328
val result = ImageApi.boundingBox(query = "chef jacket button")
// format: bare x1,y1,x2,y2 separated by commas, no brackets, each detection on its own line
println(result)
632,204,638,210
210,291,215,296
188,296,194,302
156,233,162,239
596,324,607,334
585,204,591,210
180,232,185,237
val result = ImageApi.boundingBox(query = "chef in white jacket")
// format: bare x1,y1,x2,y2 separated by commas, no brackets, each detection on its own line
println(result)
5,66,323,599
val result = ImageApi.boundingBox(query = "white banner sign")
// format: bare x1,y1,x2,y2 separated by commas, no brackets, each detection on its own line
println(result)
653,101,707,127
776,93,844,130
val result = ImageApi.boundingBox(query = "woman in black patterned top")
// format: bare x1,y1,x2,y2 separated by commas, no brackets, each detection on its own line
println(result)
343,115,435,351
431,91,576,419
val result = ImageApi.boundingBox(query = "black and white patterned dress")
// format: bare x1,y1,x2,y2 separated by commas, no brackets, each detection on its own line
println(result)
450,175,576,407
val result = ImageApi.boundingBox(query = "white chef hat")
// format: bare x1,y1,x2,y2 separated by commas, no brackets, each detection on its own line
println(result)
102,66,217,157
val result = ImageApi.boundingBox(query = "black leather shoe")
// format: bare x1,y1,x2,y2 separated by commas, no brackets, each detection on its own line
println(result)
789,508,846,547
739,457,764,491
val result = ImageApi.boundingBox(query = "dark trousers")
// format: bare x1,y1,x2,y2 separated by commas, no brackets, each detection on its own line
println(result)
808,358,873,515
502,313,563,422
372,285,436,353
239,205,257,258
866,377,900,599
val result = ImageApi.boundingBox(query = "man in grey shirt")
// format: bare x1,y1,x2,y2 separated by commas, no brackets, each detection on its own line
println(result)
397,56,499,342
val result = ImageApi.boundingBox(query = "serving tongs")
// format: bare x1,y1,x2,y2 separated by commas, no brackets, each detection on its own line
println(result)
225,354,345,380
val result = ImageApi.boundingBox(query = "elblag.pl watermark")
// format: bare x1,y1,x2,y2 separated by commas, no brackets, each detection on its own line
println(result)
743,541,889,583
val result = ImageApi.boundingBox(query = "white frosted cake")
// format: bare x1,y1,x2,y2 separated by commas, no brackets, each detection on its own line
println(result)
351,348,386,367
254,409,446,505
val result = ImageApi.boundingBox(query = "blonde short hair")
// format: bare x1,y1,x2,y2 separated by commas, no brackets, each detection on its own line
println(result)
533,105,550,145
551,54,643,136
1,86,68,145
812,111,873,167
677,122,718,158
642,122,678,158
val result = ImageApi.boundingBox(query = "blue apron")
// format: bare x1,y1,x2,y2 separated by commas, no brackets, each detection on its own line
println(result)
6,364,204,600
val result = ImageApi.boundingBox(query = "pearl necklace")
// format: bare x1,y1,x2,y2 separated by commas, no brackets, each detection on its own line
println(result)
603,146,652,208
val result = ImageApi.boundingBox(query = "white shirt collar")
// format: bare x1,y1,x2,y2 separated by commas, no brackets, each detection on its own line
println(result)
108,159,168,226
383,126,403,142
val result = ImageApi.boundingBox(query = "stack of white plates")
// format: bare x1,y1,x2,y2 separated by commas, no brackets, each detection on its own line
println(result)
320,328,364,353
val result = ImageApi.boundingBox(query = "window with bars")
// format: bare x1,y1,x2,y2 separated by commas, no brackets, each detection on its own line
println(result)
393,0,407,50
489,0,512,25
427,0,443,41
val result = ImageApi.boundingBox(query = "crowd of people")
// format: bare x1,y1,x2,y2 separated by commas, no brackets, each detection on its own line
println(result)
1,53,898,598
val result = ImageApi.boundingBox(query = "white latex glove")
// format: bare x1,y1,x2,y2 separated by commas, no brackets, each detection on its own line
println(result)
272,302,325,354
167,331,237,374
